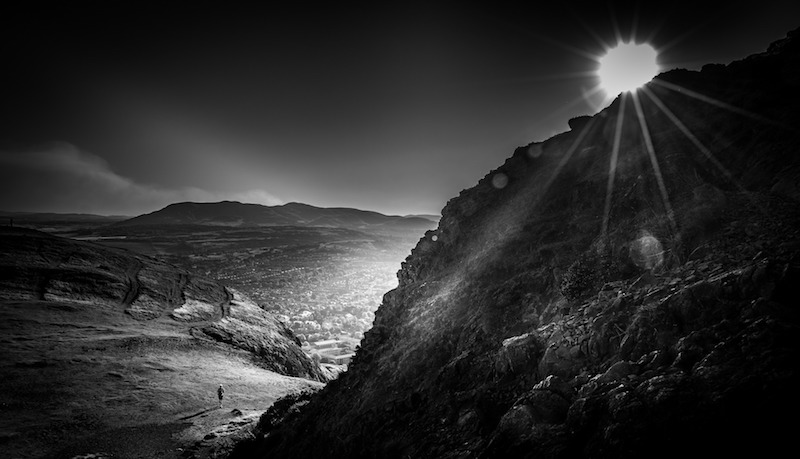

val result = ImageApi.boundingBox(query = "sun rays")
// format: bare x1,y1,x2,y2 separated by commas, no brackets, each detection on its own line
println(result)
602,92,627,236
530,32,784,255
464,9,788,274
595,69,786,250
651,79,794,131
579,5,784,243
639,86,743,190
509,64,781,255
630,90,676,233
600,87,678,244
546,11,784,247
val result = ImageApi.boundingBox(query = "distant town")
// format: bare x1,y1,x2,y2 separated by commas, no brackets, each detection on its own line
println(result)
213,253,398,344
14,219,423,361
147,227,414,346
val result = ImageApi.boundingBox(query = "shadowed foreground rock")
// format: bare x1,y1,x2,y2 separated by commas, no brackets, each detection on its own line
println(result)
231,28,800,458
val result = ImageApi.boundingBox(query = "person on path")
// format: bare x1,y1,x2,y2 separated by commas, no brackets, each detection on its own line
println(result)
217,384,225,408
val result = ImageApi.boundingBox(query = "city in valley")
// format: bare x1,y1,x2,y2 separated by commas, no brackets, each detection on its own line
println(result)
0,207,436,457
75,221,434,362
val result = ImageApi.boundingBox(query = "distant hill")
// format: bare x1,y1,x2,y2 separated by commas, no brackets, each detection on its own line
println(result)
0,211,127,224
115,201,438,234
0,210,127,220
405,213,441,222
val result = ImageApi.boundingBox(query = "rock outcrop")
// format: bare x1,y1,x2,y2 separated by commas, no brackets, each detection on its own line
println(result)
0,227,326,381
232,28,800,458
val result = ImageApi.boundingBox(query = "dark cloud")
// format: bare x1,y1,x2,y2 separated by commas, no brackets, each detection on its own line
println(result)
0,143,281,215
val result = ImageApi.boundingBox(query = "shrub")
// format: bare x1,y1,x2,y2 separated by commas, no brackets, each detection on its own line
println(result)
559,247,617,300
257,387,320,432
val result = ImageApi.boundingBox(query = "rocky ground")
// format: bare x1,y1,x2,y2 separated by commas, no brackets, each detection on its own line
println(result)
229,28,800,458
0,227,324,458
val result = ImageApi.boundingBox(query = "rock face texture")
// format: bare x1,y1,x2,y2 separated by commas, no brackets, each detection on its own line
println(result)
0,227,326,381
233,29,800,458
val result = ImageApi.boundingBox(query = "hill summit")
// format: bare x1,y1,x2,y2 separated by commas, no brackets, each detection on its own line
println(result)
231,28,800,458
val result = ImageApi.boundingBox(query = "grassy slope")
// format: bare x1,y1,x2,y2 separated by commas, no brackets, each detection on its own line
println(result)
0,229,322,458
0,300,321,458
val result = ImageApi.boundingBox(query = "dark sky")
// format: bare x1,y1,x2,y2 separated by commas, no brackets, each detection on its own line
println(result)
1,1,798,216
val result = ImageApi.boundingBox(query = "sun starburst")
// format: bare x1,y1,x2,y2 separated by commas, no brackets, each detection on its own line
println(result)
596,42,660,100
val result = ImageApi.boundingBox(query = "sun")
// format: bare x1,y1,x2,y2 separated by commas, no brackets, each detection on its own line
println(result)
597,42,660,97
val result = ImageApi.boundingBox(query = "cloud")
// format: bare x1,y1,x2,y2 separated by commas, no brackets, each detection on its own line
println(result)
0,142,282,215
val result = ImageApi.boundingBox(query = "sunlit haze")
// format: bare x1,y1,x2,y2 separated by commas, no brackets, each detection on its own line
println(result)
1,3,799,217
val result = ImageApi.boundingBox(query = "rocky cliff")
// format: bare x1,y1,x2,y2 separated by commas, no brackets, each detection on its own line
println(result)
232,28,800,458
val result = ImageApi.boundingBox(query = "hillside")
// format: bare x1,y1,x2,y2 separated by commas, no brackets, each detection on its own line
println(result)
115,201,438,235
231,28,800,458
0,227,327,458
0,211,128,234
0,211,127,223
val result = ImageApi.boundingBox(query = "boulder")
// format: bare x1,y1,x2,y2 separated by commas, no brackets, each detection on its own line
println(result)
568,115,592,132
497,332,543,375
595,360,637,384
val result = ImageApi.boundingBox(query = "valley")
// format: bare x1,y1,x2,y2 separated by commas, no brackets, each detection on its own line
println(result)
0,209,433,457
83,224,428,344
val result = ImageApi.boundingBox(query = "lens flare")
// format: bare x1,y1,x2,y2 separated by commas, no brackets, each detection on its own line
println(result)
629,231,664,270
527,144,543,159
491,173,509,189
597,42,659,96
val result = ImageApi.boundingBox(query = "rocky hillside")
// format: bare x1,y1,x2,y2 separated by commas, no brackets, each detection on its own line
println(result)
0,226,325,381
231,28,800,458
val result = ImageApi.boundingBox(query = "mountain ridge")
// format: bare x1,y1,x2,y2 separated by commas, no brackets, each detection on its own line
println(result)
115,201,439,234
